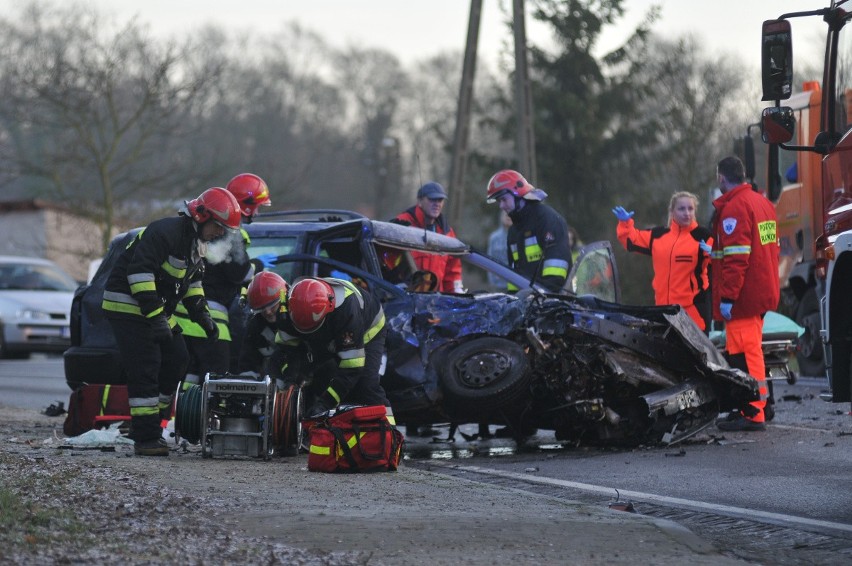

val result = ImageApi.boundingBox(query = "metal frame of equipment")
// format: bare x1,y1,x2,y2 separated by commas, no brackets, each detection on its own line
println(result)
200,374,275,460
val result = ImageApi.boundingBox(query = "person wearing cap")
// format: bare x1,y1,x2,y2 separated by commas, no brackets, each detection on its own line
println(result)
485,169,572,293
391,181,464,293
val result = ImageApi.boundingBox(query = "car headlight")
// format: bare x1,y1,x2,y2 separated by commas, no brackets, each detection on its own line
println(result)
17,309,51,321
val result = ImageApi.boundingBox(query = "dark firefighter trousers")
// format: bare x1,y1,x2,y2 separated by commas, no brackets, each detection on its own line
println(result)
108,317,189,442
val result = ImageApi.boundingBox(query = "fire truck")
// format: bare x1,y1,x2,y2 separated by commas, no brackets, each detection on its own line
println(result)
760,1,852,408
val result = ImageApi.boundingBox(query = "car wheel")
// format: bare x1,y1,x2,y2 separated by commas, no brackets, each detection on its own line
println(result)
438,337,530,413
795,288,824,377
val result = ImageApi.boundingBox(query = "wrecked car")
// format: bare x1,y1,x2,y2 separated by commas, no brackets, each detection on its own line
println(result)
65,211,758,447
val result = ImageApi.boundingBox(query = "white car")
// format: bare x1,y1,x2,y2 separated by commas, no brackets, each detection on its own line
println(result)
0,255,77,359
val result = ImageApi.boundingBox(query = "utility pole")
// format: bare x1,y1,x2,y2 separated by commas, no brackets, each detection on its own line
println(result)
448,0,482,230
448,0,536,227
513,0,537,184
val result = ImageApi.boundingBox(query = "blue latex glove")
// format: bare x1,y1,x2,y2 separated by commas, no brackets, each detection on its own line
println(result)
699,239,712,254
612,206,635,222
720,301,733,321
329,270,352,281
255,253,278,269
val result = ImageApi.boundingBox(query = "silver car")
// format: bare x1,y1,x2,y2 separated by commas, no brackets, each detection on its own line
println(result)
0,255,76,359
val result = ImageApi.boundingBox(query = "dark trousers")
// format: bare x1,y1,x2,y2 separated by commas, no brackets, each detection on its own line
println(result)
108,317,189,442
330,327,390,407
184,335,231,380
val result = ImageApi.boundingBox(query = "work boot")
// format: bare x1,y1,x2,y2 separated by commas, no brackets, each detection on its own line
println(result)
716,415,766,432
134,438,170,456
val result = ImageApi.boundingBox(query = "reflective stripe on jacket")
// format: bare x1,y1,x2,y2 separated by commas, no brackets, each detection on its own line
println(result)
102,216,208,323
507,201,572,293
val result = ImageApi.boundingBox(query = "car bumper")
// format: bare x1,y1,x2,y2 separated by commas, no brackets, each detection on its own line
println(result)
3,322,71,353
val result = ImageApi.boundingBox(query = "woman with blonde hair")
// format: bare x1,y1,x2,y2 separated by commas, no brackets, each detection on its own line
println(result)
612,191,713,332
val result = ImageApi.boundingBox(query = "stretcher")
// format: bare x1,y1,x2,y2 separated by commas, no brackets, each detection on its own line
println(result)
710,311,804,421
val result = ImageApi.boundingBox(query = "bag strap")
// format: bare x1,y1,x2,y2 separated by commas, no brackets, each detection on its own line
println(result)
328,425,361,471
352,422,388,462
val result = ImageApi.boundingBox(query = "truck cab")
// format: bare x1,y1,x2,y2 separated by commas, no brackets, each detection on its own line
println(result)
760,2,852,406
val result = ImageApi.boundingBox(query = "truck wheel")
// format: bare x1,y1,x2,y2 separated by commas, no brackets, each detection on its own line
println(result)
795,288,825,377
438,337,530,413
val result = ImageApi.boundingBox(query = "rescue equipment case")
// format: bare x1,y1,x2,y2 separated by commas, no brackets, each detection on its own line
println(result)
306,405,404,473
63,384,130,437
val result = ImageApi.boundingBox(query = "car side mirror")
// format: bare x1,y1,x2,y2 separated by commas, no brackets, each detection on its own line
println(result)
761,107,796,144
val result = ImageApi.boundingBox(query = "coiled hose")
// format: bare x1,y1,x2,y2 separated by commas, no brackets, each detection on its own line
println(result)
175,384,203,445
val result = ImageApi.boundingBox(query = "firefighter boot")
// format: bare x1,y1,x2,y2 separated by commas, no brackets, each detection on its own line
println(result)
134,438,170,456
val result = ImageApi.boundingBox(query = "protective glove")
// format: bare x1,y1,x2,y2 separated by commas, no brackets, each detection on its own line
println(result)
699,239,712,254
149,314,173,344
720,301,734,321
306,396,337,419
255,253,278,269
197,313,220,340
612,206,635,222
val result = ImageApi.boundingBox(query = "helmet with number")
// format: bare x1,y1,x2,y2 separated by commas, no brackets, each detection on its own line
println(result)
485,169,547,203
247,271,289,313
288,278,335,333
226,173,271,218
185,187,241,230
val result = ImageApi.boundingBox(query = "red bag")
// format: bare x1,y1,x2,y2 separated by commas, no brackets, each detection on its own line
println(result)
63,384,131,437
306,405,404,473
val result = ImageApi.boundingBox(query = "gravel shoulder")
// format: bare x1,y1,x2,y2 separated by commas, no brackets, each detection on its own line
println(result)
0,405,750,565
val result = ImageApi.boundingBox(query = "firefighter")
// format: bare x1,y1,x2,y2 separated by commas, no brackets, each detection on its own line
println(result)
390,181,464,293
176,173,276,387
237,270,290,385
282,276,392,420
612,191,713,332
711,156,780,432
102,187,242,456
485,169,572,293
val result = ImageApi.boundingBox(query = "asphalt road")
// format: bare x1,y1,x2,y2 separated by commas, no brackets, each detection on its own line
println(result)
0,355,68,411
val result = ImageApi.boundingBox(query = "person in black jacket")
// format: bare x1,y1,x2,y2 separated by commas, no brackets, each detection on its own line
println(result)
485,169,572,293
282,277,392,420
102,187,242,456
176,173,276,387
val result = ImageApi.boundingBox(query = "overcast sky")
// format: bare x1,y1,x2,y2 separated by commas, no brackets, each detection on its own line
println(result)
0,1,829,74
25,0,824,70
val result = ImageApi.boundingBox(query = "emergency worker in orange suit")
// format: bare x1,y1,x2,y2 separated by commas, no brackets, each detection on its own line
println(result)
391,182,464,293
613,191,713,332
711,156,780,432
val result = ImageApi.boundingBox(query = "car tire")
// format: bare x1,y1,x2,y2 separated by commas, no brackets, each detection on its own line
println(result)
438,337,530,413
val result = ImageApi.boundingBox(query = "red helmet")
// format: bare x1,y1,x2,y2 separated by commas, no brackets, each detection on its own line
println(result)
186,187,242,230
288,278,335,333
226,173,271,218
485,169,546,203
247,271,289,313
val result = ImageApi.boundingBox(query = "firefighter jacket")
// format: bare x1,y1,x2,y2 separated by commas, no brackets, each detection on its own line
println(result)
616,218,712,328
393,205,463,293
102,216,209,326
275,278,386,404
710,182,780,320
175,228,259,341
507,201,572,293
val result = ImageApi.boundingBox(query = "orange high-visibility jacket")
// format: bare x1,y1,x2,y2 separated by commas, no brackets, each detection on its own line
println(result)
394,205,462,293
617,218,712,328
710,183,780,320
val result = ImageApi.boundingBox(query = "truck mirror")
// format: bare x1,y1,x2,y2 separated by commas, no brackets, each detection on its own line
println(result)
761,19,793,101
761,107,795,144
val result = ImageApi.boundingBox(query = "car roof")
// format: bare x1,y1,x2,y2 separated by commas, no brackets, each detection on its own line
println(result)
247,210,469,255
0,255,62,266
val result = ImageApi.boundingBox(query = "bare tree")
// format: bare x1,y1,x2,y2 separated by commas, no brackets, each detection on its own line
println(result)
0,2,223,251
